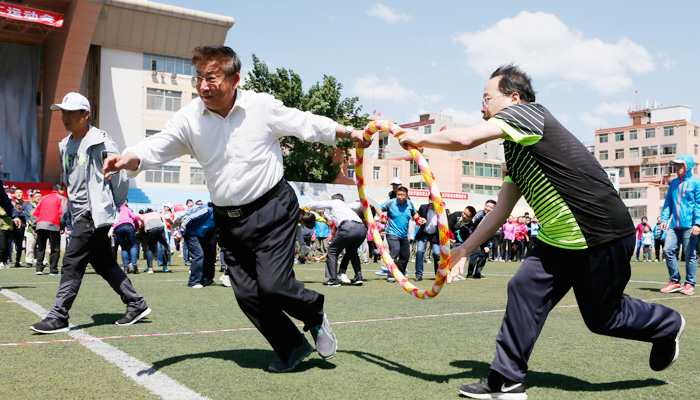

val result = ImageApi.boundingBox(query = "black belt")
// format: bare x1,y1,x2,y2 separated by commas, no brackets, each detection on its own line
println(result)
214,179,286,219
338,220,364,230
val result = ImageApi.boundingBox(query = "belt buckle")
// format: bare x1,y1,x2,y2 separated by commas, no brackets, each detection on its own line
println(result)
227,209,242,218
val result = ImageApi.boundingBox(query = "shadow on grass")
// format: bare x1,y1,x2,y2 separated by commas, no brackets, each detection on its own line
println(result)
343,351,666,393
0,285,36,289
138,349,336,376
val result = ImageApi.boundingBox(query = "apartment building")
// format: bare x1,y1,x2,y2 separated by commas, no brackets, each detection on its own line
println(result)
595,104,700,222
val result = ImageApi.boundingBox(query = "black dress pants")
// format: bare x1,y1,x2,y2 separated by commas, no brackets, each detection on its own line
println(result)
35,229,61,273
214,181,324,361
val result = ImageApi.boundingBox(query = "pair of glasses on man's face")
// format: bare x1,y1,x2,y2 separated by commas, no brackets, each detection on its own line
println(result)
191,74,232,86
482,94,505,108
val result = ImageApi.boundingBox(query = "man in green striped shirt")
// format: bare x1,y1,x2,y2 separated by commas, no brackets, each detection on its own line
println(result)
399,64,685,400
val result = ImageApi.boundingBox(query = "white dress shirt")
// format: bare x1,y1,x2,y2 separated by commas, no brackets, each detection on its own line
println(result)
124,89,338,206
306,199,362,227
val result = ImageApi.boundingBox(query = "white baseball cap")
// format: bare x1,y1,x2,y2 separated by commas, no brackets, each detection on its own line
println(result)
50,92,91,112
391,177,402,185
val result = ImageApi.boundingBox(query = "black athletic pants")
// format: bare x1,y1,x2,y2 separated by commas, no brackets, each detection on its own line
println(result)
35,229,61,273
328,221,366,279
386,234,410,275
491,234,682,382
47,215,147,320
214,181,324,361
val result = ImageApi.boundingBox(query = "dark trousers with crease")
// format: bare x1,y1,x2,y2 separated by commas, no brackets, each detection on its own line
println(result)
47,215,147,320
215,181,324,361
35,229,61,273
491,234,682,382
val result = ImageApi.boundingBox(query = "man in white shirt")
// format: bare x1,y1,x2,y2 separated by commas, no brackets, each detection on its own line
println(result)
304,194,367,286
103,45,371,373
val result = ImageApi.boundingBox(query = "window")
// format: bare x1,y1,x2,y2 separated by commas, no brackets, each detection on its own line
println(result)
475,184,501,196
424,125,432,134
629,130,637,140
392,167,399,178
641,164,659,177
146,88,181,111
633,171,640,180
462,183,473,193
660,144,676,155
145,165,180,183
373,166,380,180
660,165,673,175
378,136,389,159
599,150,608,161
615,132,624,141
143,53,194,75
630,147,639,158
474,162,502,178
642,145,658,157
618,167,625,177
410,182,428,190
695,126,698,137
347,165,355,179
628,206,646,220
619,188,647,199
145,129,159,138
599,134,608,143
645,128,655,139
615,149,624,159
696,144,698,155
462,161,474,176
190,167,205,185
410,160,421,174
663,126,674,137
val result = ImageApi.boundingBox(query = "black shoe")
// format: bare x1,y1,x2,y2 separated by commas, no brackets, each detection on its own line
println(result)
26,263,32,269
115,307,152,326
458,371,526,399
268,336,313,373
415,276,423,281
322,279,341,287
650,315,686,371
30,317,69,334
352,273,364,286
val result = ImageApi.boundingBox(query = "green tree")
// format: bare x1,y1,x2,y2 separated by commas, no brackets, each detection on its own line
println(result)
240,54,368,183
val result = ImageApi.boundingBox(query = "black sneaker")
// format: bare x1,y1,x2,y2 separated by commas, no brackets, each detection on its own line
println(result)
352,273,364,286
268,336,313,373
322,279,341,287
458,371,527,399
650,315,686,371
415,276,423,281
115,307,152,326
310,313,337,359
30,317,69,334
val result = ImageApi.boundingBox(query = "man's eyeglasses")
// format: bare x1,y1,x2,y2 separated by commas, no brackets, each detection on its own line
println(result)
192,74,232,86
482,94,505,108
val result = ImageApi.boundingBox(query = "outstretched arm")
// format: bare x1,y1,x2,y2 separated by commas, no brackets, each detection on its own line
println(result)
398,121,506,151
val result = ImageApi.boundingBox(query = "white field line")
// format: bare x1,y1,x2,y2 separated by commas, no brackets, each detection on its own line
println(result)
0,288,208,400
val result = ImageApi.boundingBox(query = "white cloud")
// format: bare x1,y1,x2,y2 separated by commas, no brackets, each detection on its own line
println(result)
579,112,608,130
452,11,655,94
366,4,412,24
593,100,630,116
658,52,676,69
352,74,441,104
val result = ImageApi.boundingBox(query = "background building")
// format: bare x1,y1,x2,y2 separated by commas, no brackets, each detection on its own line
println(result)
0,0,234,207
595,104,700,223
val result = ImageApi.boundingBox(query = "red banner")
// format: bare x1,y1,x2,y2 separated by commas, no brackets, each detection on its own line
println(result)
408,190,468,200
0,2,63,27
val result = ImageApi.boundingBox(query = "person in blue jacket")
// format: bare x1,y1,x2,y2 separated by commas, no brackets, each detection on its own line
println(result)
660,154,700,295
177,203,217,288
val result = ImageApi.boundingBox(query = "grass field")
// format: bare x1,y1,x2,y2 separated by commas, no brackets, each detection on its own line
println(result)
1,254,698,399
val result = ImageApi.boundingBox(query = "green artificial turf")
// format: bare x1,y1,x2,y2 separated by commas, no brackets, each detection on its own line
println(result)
1,256,698,399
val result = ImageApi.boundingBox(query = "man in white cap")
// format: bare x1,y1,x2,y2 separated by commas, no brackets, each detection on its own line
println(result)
389,177,402,199
30,92,150,334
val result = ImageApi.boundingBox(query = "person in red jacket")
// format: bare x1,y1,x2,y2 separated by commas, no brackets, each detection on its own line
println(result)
33,184,68,275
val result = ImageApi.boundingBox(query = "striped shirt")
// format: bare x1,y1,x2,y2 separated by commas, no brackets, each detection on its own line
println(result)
490,103,634,249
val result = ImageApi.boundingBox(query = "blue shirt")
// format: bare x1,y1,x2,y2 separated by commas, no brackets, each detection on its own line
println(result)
380,198,416,239
314,220,330,238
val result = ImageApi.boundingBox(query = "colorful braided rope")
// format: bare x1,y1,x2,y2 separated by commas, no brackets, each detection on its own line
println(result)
356,120,451,299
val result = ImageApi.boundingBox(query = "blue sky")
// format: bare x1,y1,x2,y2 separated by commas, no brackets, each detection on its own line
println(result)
159,0,698,143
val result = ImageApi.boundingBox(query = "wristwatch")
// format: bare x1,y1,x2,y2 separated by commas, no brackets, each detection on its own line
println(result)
344,125,353,139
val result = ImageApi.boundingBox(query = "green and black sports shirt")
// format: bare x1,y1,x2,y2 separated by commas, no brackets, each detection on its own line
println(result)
489,103,634,249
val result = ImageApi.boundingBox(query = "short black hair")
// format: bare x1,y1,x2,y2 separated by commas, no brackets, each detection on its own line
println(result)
396,186,408,194
331,193,344,201
464,206,477,217
486,199,497,206
491,64,536,103
300,212,316,228
52,183,61,191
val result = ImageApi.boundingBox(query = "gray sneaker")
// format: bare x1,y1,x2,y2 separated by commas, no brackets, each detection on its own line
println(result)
310,313,337,359
268,336,313,373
